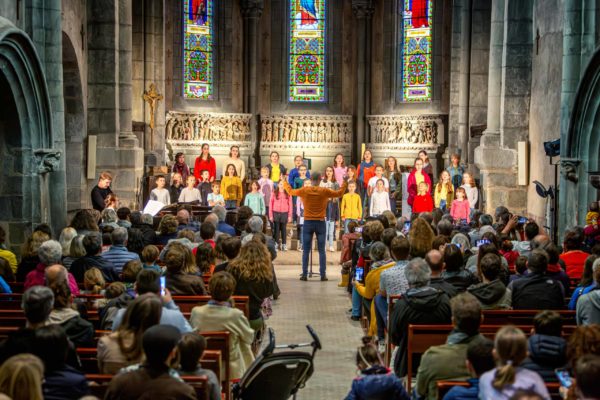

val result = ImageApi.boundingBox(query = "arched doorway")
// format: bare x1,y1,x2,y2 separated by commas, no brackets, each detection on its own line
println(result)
62,32,86,212
560,46,600,231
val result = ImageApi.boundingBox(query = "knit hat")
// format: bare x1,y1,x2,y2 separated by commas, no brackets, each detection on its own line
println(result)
142,325,181,366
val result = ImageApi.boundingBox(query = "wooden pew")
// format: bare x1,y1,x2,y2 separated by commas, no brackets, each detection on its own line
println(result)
200,330,231,400
173,295,250,319
436,380,561,400
86,374,210,400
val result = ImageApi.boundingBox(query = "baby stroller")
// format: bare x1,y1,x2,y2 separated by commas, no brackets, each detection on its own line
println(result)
232,325,321,400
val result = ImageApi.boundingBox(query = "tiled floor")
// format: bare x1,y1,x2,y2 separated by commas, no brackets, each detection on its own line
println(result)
266,250,363,399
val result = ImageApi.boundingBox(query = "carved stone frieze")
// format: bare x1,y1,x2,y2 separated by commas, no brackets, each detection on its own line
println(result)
367,114,442,145
259,114,353,143
33,149,62,174
165,111,252,143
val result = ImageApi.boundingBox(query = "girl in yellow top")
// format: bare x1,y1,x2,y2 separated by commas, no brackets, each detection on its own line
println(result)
341,181,362,233
434,170,454,212
220,164,243,208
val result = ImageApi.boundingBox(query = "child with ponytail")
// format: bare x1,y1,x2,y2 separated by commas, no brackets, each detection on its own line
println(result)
345,336,409,400
479,326,550,399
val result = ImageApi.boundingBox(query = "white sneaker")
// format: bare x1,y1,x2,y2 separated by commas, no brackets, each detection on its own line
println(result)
282,244,288,251
297,245,303,251
329,245,335,252
378,341,386,354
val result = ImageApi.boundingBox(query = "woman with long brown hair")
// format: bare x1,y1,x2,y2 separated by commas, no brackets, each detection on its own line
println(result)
97,293,162,374
193,143,217,182
226,240,274,331
0,354,45,400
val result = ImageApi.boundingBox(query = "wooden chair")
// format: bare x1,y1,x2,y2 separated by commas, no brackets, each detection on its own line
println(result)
200,330,231,400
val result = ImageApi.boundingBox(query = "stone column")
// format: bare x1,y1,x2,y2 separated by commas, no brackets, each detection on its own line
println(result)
352,0,374,162
118,0,137,147
241,0,264,169
457,0,472,161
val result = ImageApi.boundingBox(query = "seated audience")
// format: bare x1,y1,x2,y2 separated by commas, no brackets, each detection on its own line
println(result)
502,218,540,257
0,353,45,400
508,249,565,310
117,207,132,228
69,209,100,236
569,254,598,310
213,205,236,236
155,214,179,246
425,249,458,298
62,234,86,270
415,292,485,400
467,253,511,310
442,243,478,292
101,208,120,229
408,218,435,258
561,229,591,279
573,354,600,400
130,211,157,246
510,255,529,282
214,236,242,273
245,216,277,261
141,244,163,274
195,242,216,274
121,259,142,294
0,226,17,273
227,240,274,332
105,325,196,400
345,336,409,400
33,325,89,400
24,240,79,295
545,243,571,296
235,205,253,236
83,267,105,294
442,337,495,400
390,258,452,377
98,282,130,330
190,272,255,379
576,258,600,325
176,209,199,232
16,231,50,282
70,232,119,282
177,333,221,400
478,326,550,399
126,228,145,256
165,243,207,295
98,293,162,374
112,269,192,333
521,311,567,381
100,227,141,273
200,222,217,249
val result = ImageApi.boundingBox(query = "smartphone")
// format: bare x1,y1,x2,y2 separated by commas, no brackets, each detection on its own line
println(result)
404,221,411,231
555,368,572,388
355,267,364,283
460,219,468,225
355,226,363,233
454,243,462,249
159,276,166,296
476,239,491,247
517,216,528,224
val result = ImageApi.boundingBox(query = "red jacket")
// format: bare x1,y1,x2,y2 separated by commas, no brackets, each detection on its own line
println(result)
407,170,432,206
412,194,434,213
560,250,590,279
193,157,216,182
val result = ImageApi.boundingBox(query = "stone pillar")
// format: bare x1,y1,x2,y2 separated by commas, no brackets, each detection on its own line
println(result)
352,0,374,162
118,0,137,147
457,0,472,162
240,0,264,169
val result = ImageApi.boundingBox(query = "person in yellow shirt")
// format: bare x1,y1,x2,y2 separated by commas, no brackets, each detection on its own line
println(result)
220,164,243,208
266,151,287,182
341,181,362,233
434,170,454,212
0,226,17,273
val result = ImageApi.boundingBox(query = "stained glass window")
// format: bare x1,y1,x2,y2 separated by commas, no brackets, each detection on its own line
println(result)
400,0,433,102
288,0,327,102
183,0,214,99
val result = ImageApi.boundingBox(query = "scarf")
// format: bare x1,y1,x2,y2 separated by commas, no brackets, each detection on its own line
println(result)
358,161,374,183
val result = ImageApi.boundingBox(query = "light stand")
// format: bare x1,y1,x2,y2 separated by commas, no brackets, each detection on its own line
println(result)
533,155,559,243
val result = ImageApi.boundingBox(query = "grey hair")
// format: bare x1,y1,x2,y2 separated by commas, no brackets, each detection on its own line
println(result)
102,208,118,223
451,233,470,252
248,216,264,233
369,241,390,262
592,258,600,273
111,227,128,246
141,213,154,225
69,235,87,257
22,286,54,324
241,233,254,246
59,227,77,256
404,258,431,288
38,240,63,265
213,205,227,222
204,213,219,229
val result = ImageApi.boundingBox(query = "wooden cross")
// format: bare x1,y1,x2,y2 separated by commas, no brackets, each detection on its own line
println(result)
143,83,164,150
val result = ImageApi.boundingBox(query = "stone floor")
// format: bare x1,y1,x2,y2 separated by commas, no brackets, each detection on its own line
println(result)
266,249,363,399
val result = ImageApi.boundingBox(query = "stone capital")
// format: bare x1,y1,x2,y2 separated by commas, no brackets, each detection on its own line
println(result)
560,158,581,183
34,149,62,174
352,0,374,18
240,0,264,19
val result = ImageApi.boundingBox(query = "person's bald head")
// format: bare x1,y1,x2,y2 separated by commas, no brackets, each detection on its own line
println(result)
425,250,444,276
177,209,190,225
531,234,551,250
45,264,68,287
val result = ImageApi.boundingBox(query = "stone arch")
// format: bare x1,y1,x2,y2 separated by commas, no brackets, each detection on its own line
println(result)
62,31,86,212
560,46,600,229
0,17,60,247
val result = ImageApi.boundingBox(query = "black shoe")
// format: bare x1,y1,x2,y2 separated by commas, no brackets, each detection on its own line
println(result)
320,276,328,281
300,276,308,281
350,316,361,321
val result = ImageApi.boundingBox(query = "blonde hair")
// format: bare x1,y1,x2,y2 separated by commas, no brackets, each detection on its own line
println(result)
436,171,454,194
59,227,78,256
84,267,105,294
21,231,51,258
492,326,527,390
227,241,273,282
0,354,45,400
462,172,476,187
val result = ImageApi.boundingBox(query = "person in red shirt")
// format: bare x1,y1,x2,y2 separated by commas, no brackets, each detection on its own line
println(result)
412,182,434,214
193,143,216,183
560,230,591,279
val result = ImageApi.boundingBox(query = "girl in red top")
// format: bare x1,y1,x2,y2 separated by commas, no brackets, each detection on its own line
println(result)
450,187,471,223
560,230,590,279
412,182,434,214
407,157,432,207
193,143,216,183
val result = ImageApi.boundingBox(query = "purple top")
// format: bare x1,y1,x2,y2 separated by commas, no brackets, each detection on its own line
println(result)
478,367,550,400
334,166,348,186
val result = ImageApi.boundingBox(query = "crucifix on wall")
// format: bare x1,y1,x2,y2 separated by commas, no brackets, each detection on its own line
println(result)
143,83,163,150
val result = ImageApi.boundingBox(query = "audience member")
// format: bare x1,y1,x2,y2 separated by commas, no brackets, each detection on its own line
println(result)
214,236,242,273
521,311,567,381
408,218,435,258
415,293,484,400
24,240,78,295
478,326,550,399
155,214,179,246
141,244,162,274
569,254,598,310
126,228,145,256
62,234,85,270
177,333,221,400
69,210,100,236
98,282,132,330
345,336,409,400
165,243,207,295
442,243,478,292
542,243,571,296
190,272,255,379
83,267,105,294
176,209,199,232
508,249,564,310
425,249,458,298
390,258,451,377
573,354,600,400
104,325,196,399
70,232,119,282
576,257,600,325
0,226,17,273
213,205,236,236
561,230,590,279
0,353,45,400
467,253,511,310
16,231,50,282
130,211,157,246
502,218,540,258
195,242,216,274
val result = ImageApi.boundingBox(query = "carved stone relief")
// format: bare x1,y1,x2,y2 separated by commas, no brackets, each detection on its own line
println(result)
165,111,252,143
33,149,62,174
260,115,353,144
367,115,442,145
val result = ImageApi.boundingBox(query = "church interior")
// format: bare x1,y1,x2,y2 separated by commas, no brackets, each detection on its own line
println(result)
0,0,599,399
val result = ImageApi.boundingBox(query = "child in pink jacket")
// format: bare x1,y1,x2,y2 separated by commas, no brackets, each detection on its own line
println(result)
269,183,293,251
450,187,471,224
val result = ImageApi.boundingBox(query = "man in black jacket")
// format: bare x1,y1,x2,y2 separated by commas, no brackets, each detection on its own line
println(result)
130,211,157,246
508,249,565,310
70,232,119,283
521,310,567,381
91,171,113,211
390,258,451,377
425,249,458,298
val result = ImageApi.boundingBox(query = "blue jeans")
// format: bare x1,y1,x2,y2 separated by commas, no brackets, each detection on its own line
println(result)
374,294,388,340
302,220,327,277
439,199,447,212
225,200,237,209
344,219,358,233
325,220,336,247
351,286,362,318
